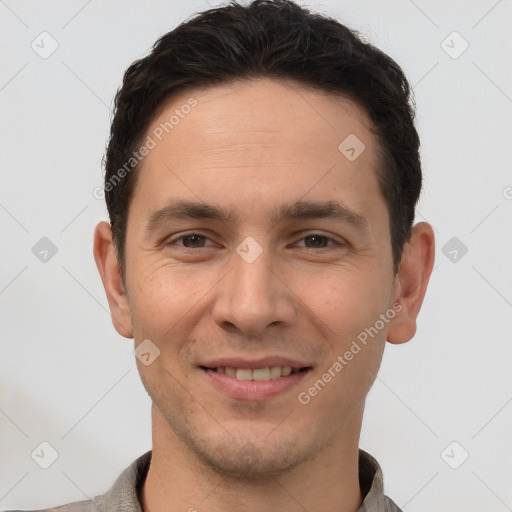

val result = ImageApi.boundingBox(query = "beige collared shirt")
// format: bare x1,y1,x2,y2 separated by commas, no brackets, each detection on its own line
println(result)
7,449,402,512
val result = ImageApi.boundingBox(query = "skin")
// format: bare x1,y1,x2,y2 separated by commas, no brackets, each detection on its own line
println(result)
94,77,435,512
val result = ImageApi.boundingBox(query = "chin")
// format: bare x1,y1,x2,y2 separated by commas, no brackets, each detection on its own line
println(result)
191,437,311,479
148,383,331,478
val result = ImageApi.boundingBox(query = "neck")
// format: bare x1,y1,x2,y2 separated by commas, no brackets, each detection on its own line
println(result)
140,405,364,512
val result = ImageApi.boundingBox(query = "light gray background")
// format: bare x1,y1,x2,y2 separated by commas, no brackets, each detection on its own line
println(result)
1,0,511,510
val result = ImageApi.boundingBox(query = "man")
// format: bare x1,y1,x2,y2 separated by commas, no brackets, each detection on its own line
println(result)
15,0,435,510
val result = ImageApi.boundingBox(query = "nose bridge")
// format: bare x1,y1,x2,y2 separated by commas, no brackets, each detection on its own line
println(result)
212,243,295,335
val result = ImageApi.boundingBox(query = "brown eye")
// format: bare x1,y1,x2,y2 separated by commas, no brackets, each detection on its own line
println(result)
296,233,340,249
169,234,212,248
181,235,206,247
303,235,330,248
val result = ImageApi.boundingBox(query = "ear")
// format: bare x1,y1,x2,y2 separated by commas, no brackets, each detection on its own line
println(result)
387,222,435,344
93,221,133,338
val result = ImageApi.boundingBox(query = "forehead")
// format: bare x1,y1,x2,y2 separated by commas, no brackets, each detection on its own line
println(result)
147,77,376,161
132,77,384,221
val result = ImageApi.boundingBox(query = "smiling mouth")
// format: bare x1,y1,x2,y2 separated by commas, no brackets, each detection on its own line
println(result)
200,366,312,381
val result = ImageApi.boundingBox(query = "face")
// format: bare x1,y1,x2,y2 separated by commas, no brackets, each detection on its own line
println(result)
118,78,402,476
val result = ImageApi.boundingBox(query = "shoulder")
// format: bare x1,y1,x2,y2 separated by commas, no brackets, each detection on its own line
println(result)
2,499,95,512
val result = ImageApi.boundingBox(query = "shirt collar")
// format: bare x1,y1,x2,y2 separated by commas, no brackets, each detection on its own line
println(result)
356,449,402,511
91,449,401,512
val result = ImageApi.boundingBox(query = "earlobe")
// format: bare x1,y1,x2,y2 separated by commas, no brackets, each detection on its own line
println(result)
93,221,134,338
386,222,435,345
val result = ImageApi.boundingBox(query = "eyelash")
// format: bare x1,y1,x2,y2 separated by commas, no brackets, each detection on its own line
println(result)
165,232,343,249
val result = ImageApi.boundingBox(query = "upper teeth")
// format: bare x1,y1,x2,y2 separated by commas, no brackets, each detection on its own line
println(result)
216,366,297,381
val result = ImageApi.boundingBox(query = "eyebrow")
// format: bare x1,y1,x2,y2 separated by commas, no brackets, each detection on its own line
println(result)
144,199,368,234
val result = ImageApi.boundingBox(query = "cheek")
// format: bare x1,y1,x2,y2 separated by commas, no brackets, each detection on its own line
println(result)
292,265,390,341
127,261,207,344
297,273,388,412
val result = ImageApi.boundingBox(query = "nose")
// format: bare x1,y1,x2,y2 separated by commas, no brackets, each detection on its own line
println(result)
212,246,297,336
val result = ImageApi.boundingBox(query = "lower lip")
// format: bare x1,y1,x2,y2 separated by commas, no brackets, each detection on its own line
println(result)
202,368,311,400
